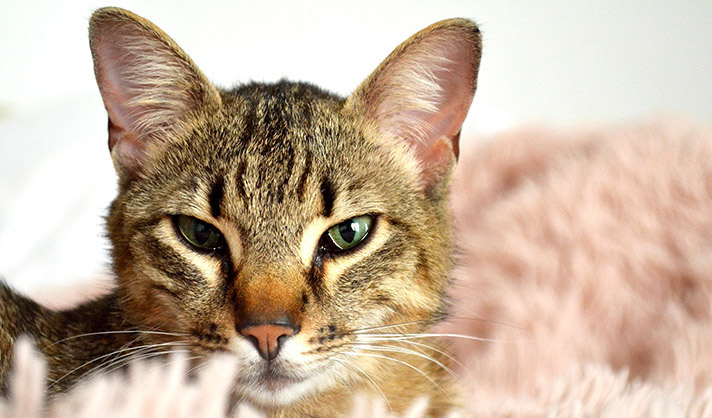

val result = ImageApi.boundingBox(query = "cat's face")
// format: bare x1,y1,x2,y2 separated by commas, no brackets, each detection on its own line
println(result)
90,8,480,408
108,85,450,404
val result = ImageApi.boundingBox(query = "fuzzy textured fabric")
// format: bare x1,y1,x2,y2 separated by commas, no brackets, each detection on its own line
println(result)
3,118,712,417
440,117,712,417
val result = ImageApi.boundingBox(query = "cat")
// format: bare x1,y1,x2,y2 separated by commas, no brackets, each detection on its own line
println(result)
0,7,481,418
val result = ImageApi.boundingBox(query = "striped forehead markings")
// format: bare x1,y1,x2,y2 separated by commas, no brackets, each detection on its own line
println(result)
234,160,247,200
209,177,225,218
274,147,296,204
320,176,335,218
296,151,312,203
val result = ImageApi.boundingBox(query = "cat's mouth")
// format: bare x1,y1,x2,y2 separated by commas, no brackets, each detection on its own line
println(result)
239,376,316,407
251,365,304,390
235,360,336,407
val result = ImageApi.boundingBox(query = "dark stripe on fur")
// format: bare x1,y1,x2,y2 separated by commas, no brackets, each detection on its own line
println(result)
209,177,224,218
321,176,335,218
296,151,312,203
307,265,325,301
144,236,205,287
235,160,247,199
275,145,295,204
219,253,235,288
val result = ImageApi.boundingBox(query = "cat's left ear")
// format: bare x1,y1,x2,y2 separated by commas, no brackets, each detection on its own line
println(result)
89,7,221,178
346,19,481,193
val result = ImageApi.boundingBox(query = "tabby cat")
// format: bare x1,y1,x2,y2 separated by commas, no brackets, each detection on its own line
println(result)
0,7,481,417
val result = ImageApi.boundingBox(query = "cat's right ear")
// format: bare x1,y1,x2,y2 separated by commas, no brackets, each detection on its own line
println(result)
89,7,221,178
345,19,481,195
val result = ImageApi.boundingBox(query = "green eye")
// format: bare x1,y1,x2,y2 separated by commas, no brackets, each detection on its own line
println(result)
326,215,373,251
175,215,224,252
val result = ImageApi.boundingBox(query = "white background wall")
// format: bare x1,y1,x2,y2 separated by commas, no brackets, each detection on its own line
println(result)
1,0,711,294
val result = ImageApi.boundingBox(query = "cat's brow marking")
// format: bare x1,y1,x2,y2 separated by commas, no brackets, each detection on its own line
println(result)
296,151,312,203
209,177,224,218
234,160,247,200
321,176,336,218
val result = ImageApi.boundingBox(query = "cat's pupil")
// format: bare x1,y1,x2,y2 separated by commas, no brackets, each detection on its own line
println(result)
324,215,373,252
338,221,357,243
193,222,211,245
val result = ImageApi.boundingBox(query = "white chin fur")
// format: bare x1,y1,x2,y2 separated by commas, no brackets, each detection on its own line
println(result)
237,363,345,408
231,339,343,408
240,377,321,407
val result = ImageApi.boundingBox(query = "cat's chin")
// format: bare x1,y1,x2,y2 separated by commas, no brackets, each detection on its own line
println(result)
237,373,324,407
234,358,344,408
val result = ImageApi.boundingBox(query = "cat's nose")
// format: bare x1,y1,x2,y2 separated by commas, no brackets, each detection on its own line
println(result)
239,322,298,360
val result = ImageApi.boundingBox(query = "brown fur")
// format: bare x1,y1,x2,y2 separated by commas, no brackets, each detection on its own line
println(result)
0,7,481,417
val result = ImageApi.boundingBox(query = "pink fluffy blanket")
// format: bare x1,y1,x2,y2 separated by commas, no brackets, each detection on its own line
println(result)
3,118,712,417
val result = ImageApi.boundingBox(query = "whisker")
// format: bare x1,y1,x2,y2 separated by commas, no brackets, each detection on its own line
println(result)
445,298,525,331
185,358,212,377
156,354,205,371
85,342,189,379
350,313,523,336
342,351,446,396
350,317,447,334
357,332,512,344
49,344,156,388
397,339,466,371
354,344,458,380
410,332,518,344
86,346,166,380
48,330,189,348
100,349,193,376
332,357,392,412
49,341,189,388
86,333,149,375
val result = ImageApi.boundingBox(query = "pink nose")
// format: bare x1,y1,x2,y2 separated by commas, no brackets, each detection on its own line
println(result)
239,324,296,360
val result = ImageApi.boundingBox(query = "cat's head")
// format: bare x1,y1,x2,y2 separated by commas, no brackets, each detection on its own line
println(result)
89,7,480,408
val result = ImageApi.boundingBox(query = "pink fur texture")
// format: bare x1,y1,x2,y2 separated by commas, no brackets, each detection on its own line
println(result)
3,118,712,417
441,117,712,416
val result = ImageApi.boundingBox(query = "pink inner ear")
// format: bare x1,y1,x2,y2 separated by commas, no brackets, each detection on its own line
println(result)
415,33,476,146
369,25,479,188
95,28,132,115
107,119,145,172
93,27,150,158
91,15,218,175
97,60,153,174
417,134,460,183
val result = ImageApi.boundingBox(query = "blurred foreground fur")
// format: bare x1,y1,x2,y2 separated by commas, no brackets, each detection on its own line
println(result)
0,339,446,418
3,118,712,417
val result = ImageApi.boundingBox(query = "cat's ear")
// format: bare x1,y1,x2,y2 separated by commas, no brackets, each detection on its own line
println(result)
346,19,481,193
89,7,221,177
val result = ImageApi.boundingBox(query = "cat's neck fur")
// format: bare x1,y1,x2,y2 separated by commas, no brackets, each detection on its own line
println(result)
0,284,138,395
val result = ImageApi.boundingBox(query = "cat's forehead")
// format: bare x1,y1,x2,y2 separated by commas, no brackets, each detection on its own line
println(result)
160,82,399,248
213,81,366,186
225,81,343,130
213,81,351,159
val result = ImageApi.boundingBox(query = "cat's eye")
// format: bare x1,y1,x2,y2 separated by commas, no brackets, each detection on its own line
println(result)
174,215,224,252
325,215,373,252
